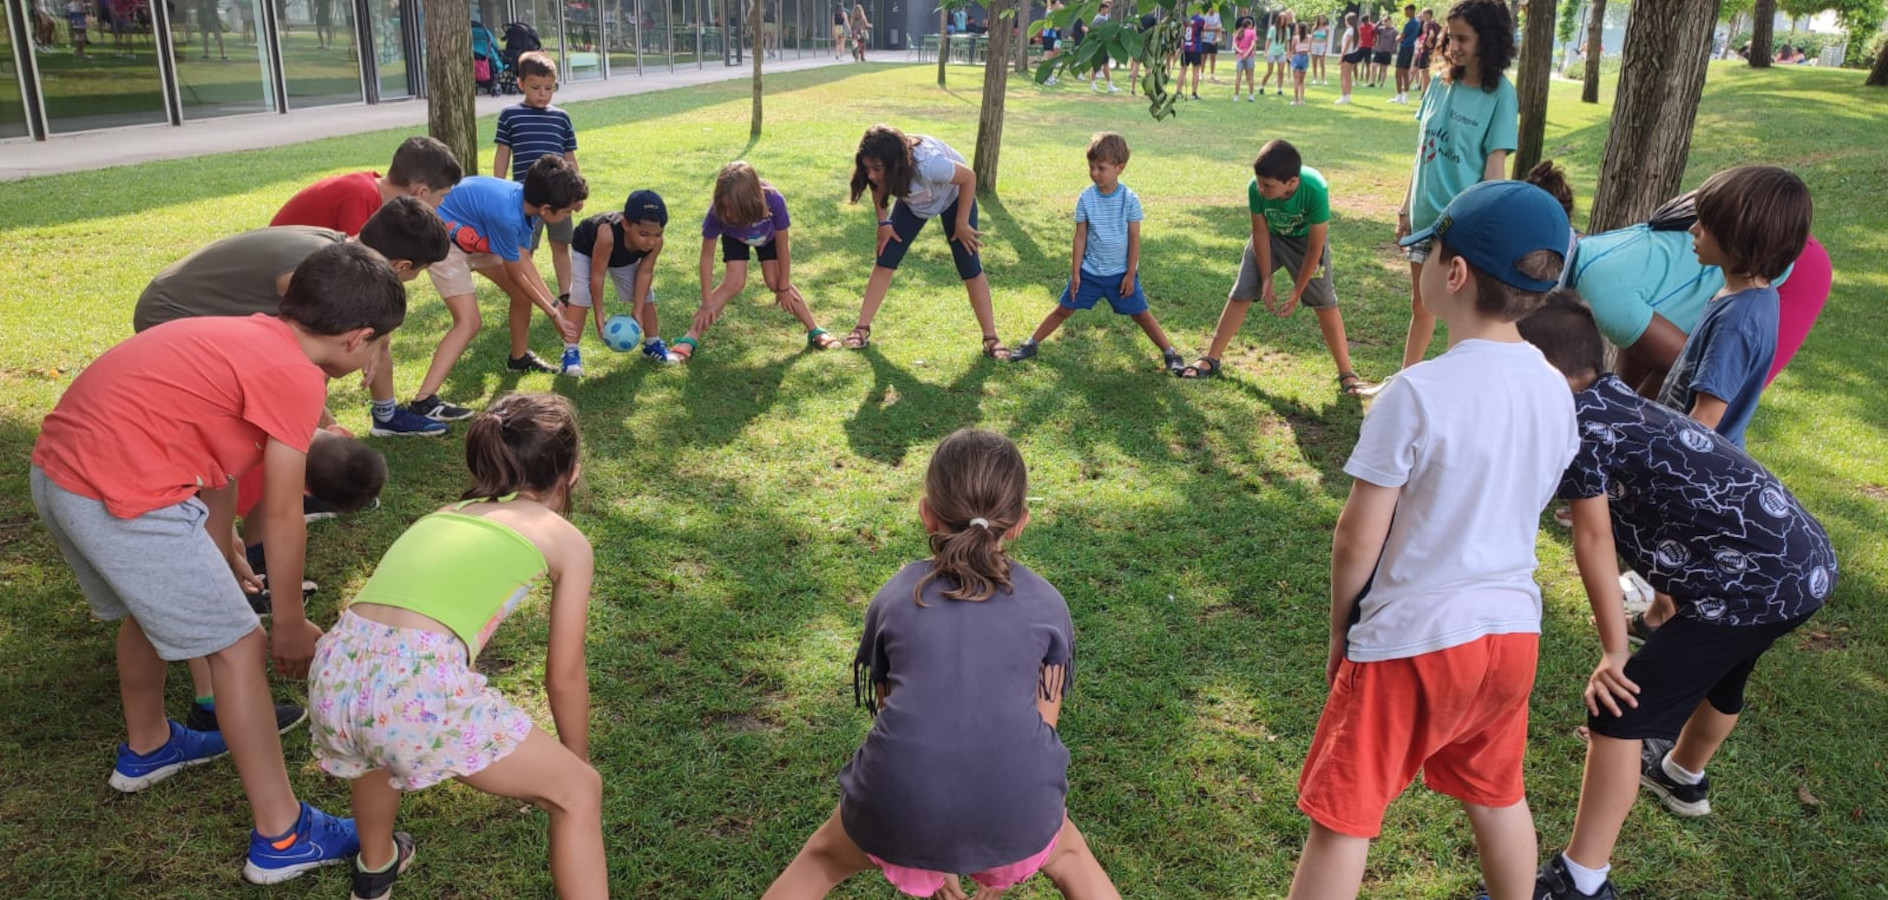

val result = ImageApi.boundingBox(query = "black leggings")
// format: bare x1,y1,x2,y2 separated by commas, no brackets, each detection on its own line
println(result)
874,197,982,281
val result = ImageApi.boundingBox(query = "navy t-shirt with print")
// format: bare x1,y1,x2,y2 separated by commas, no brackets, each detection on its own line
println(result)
1558,374,1836,626
1656,285,1778,447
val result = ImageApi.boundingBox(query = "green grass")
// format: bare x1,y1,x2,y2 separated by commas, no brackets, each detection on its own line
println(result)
1,61,1885,899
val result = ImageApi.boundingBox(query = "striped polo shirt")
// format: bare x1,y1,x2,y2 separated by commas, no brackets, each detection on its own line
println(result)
494,103,578,181
1074,182,1144,276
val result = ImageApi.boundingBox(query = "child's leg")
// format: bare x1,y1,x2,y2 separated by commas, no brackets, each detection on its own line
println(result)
1037,816,1122,900
550,240,573,298
368,339,398,407
559,296,588,345
351,769,405,871
1562,734,1642,874
457,728,606,900
965,273,1000,340
1031,305,1077,343
487,265,539,360
415,291,481,401
1462,798,1538,900
761,805,876,900
1669,700,1739,774
187,656,215,710
1400,259,1436,370
119,618,174,753
687,260,749,342
206,627,304,836
1285,823,1369,900
1130,311,1174,351
854,266,898,335
760,259,820,331
1314,307,1357,375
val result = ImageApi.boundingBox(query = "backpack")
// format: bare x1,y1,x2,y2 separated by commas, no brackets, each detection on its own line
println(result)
503,21,542,54
1646,192,1698,232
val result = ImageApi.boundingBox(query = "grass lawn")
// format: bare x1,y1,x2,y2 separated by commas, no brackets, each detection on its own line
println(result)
1,60,1884,899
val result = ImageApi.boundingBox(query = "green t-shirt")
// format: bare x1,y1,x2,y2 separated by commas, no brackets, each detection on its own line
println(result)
1246,166,1331,239
1407,76,1519,232
133,226,347,333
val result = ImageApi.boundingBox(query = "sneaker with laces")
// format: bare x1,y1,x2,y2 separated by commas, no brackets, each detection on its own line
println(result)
506,351,559,374
243,802,360,885
1009,340,1039,362
1640,741,1711,816
369,406,449,437
1531,854,1619,900
560,346,584,377
185,701,310,735
643,338,676,364
351,831,416,900
409,395,475,422
109,720,228,792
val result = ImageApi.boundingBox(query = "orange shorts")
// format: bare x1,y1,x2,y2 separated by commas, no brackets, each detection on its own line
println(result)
1297,632,1538,838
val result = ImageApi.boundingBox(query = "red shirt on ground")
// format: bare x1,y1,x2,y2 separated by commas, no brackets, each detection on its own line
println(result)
272,171,384,236
34,315,326,519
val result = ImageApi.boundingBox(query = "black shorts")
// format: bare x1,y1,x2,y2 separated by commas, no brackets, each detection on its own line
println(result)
1182,49,1203,66
875,197,981,280
1342,48,1370,65
1372,50,1393,65
1395,46,1414,68
1587,612,1812,741
1415,51,1432,68
1202,41,1218,54
720,234,779,263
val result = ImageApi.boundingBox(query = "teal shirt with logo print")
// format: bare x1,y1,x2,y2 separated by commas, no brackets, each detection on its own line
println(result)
1247,166,1331,239
1407,75,1519,232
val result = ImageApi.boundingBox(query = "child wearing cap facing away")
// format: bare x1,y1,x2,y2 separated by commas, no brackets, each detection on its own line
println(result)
560,189,675,373
1011,133,1185,373
1286,181,1578,900
1514,292,1836,900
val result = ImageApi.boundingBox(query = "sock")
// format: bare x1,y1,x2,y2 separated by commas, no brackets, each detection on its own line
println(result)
564,342,579,351
1561,853,1610,896
371,399,396,421
1661,752,1704,785
357,842,400,874
259,803,308,846
193,695,214,710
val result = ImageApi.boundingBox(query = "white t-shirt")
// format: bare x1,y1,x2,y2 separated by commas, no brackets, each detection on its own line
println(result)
901,135,966,220
1201,11,1222,43
1341,339,1579,663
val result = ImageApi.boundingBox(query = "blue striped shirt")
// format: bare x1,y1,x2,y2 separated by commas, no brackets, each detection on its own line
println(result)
1074,183,1143,276
494,103,578,181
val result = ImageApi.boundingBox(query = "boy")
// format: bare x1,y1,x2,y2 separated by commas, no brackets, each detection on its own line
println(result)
134,197,451,437
1009,132,1183,373
1181,10,1206,99
272,135,464,236
563,189,673,373
31,242,406,883
1179,139,1367,394
1392,3,1419,103
420,154,588,418
495,50,581,302
1286,180,1577,900
1515,292,1835,900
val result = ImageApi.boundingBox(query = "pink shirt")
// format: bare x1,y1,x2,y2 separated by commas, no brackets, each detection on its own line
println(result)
1769,234,1831,385
1234,27,1257,55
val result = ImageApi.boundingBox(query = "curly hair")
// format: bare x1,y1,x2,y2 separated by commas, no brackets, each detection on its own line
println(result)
1445,0,1513,92
849,124,916,205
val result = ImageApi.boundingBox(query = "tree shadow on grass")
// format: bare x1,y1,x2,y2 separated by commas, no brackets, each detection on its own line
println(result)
843,345,998,466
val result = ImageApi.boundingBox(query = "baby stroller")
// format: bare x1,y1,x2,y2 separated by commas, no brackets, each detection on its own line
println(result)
498,21,542,95
473,20,507,96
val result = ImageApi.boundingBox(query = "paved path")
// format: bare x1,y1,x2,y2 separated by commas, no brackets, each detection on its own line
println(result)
0,54,877,182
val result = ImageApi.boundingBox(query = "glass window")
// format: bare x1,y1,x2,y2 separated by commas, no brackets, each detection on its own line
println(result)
370,0,409,98
563,0,599,79
273,0,361,108
40,0,169,132
176,0,276,118
2,1,32,138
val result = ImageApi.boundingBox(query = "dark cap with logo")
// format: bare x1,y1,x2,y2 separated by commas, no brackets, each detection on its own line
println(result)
623,189,668,227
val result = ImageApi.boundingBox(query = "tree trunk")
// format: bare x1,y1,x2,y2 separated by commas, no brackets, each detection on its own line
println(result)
1014,0,1030,74
1513,0,1557,177
750,0,763,137
1581,0,1605,102
938,8,949,86
973,0,1015,195
1749,0,1773,66
1869,38,1888,85
1589,0,1720,234
1717,12,1739,59
425,0,479,176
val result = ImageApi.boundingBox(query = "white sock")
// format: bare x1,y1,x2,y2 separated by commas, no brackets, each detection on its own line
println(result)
1661,752,1704,785
1560,853,1610,896
564,341,580,351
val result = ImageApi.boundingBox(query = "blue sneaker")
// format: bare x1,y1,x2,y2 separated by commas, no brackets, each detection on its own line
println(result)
560,346,584,377
243,801,360,885
369,406,450,437
109,720,228,793
643,338,675,364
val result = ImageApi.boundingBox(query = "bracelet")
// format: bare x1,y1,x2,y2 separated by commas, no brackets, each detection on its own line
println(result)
878,219,893,227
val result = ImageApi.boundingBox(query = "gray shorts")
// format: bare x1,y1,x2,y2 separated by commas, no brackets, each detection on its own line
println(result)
568,252,656,309
530,214,577,251
30,467,260,661
1230,232,1338,309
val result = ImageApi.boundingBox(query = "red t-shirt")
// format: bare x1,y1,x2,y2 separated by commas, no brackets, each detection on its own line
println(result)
1358,20,1376,50
271,171,384,237
33,315,326,519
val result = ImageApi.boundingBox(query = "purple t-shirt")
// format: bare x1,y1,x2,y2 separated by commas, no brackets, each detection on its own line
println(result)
701,185,790,247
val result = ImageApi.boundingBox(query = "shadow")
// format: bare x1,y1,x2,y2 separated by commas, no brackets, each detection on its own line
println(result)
843,346,996,466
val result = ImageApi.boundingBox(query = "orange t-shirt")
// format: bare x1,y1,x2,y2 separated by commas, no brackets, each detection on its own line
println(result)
33,315,326,519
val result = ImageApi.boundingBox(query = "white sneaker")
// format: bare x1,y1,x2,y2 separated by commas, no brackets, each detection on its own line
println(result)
1045,76,1058,85
1334,95,1350,104
1092,80,1103,93
1107,83,1122,93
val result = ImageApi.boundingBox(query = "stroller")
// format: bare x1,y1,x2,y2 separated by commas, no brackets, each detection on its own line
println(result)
473,20,508,96
498,21,543,95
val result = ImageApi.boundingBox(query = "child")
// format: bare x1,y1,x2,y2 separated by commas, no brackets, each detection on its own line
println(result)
134,198,451,437
1087,1,1121,93
273,135,464,236
1392,4,1420,103
674,162,842,361
1180,140,1365,393
1181,10,1206,100
1655,165,1811,448
1262,13,1290,96
846,125,1008,359
563,189,674,372
1370,12,1396,87
421,154,588,417
1285,181,1576,900
1515,292,1835,900
1232,16,1258,101
1310,14,1330,85
1291,23,1312,105
65,0,87,57
1011,133,1182,373
1416,9,1440,93
1335,12,1362,104
308,392,604,900
1201,5,1223,84
761,428,1121,900
1354,12,1375,87
495,51,581,300
1395,0,1518,371
31,242,407,883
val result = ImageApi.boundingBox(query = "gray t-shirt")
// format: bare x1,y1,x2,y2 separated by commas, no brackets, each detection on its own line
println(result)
898,136,967,220
839,559,1074,872
134,227,346,333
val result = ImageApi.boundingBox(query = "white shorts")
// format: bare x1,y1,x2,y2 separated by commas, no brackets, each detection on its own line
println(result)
428,245,506,299
568,252,656,309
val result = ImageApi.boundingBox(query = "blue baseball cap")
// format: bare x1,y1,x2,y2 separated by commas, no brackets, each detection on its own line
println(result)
623,189,668,226
1399,181,1570,292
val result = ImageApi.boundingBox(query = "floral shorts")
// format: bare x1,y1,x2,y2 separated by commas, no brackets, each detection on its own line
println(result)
309,612,534,791
869,831,1061,897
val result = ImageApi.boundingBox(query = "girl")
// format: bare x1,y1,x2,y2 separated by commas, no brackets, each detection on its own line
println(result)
674,162,840,361
849,2,870,61
1232,16,1257,101
761,429,1121,900
1261,12,1290,96
831,4,846,59
307,393,604,900
1310,14,1329,85
1290,22,1311,105
1335,11,1361,104
1394,0,1518,371
846,125,1010,359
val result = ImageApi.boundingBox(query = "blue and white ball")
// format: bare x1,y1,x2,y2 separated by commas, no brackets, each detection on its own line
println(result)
602,314,644,353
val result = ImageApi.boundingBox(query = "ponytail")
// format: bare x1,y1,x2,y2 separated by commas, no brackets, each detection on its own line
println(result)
462,393,582,512
911,430,1029,606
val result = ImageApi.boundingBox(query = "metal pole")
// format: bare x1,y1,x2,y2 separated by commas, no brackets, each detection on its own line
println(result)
5,0,49,138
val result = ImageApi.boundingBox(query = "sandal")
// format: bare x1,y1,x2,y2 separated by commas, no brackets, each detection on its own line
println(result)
1177,357,1221,379
842,324,871,350
1338,371,1373,396
671,337,699,361
982,335,1011,361
1627,610,1660,645
807,328,842,351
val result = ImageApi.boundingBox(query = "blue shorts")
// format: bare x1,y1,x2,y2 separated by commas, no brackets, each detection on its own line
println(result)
1059,271,1148,315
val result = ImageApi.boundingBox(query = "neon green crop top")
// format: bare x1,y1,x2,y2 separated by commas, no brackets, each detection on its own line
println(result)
352,498,548,658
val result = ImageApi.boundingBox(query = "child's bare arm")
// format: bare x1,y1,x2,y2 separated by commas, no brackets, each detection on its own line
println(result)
1688,393,1729,431
588,230,612,337
1481,150,1508,182
1069,221,1088,291
1568,495,1640,716
257,439,320,678
1123,221,1141,295
773,228,794,292
1035,664,1068,728
199,481,248,586
563,149,579,175
1328,479,1399,685
698,236,717,302
545,521,596,761
631,240,661,325
493,144,513,181
1292,222,1328,298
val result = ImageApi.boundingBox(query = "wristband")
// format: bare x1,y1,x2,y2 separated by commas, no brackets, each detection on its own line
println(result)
878,219,893,227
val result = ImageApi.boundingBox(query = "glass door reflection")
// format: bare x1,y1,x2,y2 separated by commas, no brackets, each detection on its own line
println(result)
175,0,276,118
274,0,360,107
370,0,408,98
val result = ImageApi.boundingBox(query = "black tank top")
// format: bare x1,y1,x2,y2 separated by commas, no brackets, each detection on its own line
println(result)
572,213,653,269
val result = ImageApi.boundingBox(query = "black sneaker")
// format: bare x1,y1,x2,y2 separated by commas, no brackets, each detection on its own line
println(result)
1162,348,1187,374
350,831,415,900
1640,741,1711,816
507,351,559,374
244,576,317,617
185,701,309,735
1009,340,1039,362
410,395,475,422
1533,854,1618,900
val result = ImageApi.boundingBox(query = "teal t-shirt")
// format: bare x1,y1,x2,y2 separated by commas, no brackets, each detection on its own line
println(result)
1570,227,1795,348
1247,167,1331,238
1407,76,1519,232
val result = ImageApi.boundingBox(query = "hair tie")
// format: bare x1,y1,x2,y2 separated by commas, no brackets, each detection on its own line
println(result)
968,517,991,530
